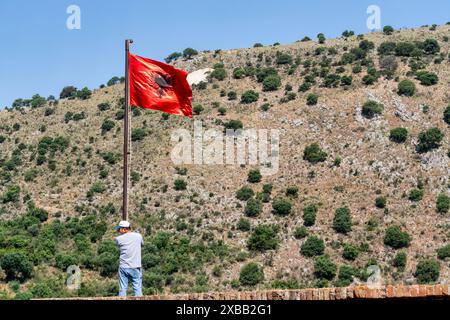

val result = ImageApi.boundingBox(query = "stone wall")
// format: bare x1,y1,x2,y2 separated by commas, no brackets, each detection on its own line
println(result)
44,284,450,300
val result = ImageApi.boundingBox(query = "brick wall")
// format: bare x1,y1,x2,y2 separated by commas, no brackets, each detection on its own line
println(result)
44,284,449,300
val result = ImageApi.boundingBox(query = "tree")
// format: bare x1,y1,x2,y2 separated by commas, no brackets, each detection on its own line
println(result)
375,196,387,209
272,197,292,216
276,52,293,65
245,198,263,217
183,48,198,59
31,94,46,108
210,67,227,81
76,87,92,100
415,259,440,284
389,127,408,143
239,263,264,286
417,127,443,153
361,100,383,118
383,25,394,35
303,143,327,163
342,30,355,38
306,93,318,105
262,75,282,91
378,41,397,55
165,52,182,63
241,90,259,104
107,76,120,86
59,86,77,99
436,194,449,214
333,207,352,234
397,79,416,96
293,226,308,239
98,103,111,111
248,225,279,251
0,253,33,281
247,169,262,183
314,255,337,280
384,226,411,249
317,33,326,44
300,236,325,257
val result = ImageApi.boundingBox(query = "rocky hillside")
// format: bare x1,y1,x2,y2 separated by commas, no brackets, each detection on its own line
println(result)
0,24,449,299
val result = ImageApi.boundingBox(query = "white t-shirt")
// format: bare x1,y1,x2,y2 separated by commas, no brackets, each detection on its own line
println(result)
115,232,144,269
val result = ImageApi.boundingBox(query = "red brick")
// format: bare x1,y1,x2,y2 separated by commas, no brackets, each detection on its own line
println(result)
443,285,449,296
434,285,442,296
418,285,427,297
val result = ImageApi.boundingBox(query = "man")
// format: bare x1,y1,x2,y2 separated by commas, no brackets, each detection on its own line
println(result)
114,220,144,297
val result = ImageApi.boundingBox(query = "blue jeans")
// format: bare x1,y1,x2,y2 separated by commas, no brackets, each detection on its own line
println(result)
118,267,143,297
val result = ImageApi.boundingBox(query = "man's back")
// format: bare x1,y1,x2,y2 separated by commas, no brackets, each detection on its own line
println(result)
115,232,144,269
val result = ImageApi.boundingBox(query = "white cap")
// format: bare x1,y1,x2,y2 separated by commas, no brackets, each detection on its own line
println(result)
115,220,131,230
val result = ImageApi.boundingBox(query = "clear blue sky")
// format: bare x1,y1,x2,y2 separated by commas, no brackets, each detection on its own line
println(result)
1,0,449,108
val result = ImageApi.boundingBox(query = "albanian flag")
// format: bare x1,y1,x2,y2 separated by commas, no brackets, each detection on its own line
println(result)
129,54,192,117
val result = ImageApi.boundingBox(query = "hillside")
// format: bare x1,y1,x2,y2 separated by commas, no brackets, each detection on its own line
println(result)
0,24,449,299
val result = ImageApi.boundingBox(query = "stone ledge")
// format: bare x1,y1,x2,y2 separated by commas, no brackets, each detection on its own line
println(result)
40,284,450,300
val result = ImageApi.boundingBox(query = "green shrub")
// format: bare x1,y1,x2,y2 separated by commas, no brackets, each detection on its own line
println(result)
245,198,263,217
272,197,292,216
392,251,407,271
293,226,308,239
2,185,20,203
285,186,299,198
384,226,411,249
237,218,251,232
397,79,416,96
256,67,278,82
101,119,115,134
97,252,119,277
303,204,318,226
210,67,227,81
193,104,204,115
389,127,408,143
97,103,110,111
409,188,424,201
262,75,282,91
417,127,443,153
444,105,450,125
437,244,450,260
165,52,182,63
436,194,449,213
131,128,147,141
303,143,327,163
0,253,33,281
336,265,356,287
236,186,254,201
55,254,78,271
276,52,293,65
76,87,92,100
415,71,438,86
422,38,440,54
314,255,337,280
247,224,279,251
247,169,262,183
342,244,359,261
361,100,383,118
233,67,246,79
224,119,243,130
241,90,259,104
300,236,325,257
415,259,440,284
218,107,226,115
174,179,187,191
375,196,387,208
333,207,352,234
306,93,318,105
239,262,264,286
395,42,417,57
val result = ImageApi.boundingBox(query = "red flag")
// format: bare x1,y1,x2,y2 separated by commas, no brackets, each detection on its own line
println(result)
129,53,192,117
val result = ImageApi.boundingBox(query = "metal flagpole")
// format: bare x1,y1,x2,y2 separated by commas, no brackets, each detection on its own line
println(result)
123,39,133,221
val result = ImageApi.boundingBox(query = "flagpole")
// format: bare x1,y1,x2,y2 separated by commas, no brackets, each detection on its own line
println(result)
123,39,133,221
